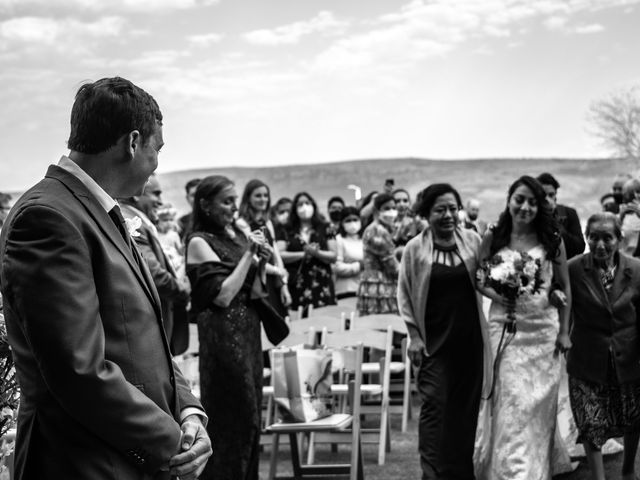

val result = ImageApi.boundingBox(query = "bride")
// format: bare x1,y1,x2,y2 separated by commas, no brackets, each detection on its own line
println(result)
475,175,574,479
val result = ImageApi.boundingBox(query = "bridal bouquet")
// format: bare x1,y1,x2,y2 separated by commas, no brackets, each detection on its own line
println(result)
477,250,543,331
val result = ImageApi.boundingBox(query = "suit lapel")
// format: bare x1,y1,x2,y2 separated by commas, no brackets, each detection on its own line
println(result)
45,166,161,313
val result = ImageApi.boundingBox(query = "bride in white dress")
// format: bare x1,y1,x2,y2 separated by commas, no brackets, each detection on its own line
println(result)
475,176,574,480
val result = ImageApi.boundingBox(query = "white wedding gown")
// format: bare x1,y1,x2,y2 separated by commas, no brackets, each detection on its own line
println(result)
475,245,576,480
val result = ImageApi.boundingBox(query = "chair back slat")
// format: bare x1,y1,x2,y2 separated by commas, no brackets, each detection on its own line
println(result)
310,304,357,320
289,315,346,334
352,313,407,334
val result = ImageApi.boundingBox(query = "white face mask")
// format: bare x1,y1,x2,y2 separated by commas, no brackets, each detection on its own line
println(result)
343,221,361,235
297,204,314,220
276,212,289,224
379,209,398,224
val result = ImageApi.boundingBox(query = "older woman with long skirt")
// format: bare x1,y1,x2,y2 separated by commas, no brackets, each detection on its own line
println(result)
398,183,491,480
568,212,640,480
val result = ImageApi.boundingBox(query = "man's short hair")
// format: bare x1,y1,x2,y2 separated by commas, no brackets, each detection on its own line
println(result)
67,77,162,154
185,178,201,194
536,172,560,190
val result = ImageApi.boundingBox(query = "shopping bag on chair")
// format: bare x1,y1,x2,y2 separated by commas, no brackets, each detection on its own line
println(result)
272,348,333,422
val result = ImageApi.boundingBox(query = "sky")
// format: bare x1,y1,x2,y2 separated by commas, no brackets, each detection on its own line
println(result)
0,0,639,191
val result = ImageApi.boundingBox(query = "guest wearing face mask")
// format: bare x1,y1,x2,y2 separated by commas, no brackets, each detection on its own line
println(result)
270,197,292,240
276,192,337,316
357,193,400,315
327,196,345,233
334,206,364,300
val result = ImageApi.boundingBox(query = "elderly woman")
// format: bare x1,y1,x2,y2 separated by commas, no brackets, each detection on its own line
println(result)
568,212,640,480
398,183,491,480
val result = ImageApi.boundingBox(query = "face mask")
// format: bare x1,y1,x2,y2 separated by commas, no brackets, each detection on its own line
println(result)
297,204,314,220
603,203,620,214
343,221,361,235
379,209,398,224
613,193,623,204
329,210,342,222
276,212,289,224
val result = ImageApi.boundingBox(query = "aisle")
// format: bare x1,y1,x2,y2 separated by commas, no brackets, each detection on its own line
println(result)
259,393,636,480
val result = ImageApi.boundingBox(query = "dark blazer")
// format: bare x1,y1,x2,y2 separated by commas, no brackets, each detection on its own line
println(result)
120,204,189,355
556,204,585,259
0,165,201,480
567,252,640,384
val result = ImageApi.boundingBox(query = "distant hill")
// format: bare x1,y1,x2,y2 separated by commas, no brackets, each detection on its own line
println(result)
158,157,636,225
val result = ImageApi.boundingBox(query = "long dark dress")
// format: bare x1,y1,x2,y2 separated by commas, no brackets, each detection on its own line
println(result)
418,243,483,480
280,223,336,315
186,228,263,480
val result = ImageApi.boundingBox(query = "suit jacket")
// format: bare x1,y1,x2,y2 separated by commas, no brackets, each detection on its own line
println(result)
567,252,640,384
0,165,202,480
120,204,189,354
556,204,585,259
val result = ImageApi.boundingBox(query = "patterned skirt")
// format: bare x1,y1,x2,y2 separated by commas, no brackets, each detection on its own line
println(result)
569,370,640,448
356,271,398,316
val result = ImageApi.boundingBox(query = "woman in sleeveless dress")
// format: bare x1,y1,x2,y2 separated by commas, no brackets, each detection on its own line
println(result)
185,175,272,480
475,175,574,479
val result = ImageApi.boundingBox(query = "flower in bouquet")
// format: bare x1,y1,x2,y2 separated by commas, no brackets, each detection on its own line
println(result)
477,250,543,325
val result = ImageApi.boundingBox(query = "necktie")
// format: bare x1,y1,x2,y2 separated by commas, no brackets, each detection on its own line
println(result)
109,205,133,250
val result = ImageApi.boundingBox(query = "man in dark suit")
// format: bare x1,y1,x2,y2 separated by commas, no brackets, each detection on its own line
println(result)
120,174,190,355
0,77,211,479
537,172,586,259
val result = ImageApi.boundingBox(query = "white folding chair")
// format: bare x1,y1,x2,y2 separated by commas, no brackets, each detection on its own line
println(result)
308,327,392,465
266,340,364,480
351,313,412,432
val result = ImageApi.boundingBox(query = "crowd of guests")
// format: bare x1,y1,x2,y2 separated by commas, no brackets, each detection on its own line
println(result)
4,77,640,480
163,170,640,480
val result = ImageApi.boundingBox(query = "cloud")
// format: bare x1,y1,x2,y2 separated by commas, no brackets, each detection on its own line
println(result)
187,32,224,47
308,0,637,74
0,0,219,15
0,16,126,47
243,11,348,46
574,23,605,34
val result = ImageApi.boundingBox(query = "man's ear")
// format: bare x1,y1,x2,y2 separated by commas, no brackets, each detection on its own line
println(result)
125,130,141,159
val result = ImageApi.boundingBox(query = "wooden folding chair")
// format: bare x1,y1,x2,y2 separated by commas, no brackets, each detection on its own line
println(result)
266,340,364,480
311,327,392,465
351,314,412,432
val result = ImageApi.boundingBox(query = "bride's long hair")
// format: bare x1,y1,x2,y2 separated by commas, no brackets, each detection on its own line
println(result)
490,175,561,259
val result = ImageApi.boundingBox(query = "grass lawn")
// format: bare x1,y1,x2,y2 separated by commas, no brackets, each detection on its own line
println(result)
259,395,637,479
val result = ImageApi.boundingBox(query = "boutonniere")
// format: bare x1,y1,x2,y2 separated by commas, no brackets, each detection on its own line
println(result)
124,216,142,238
